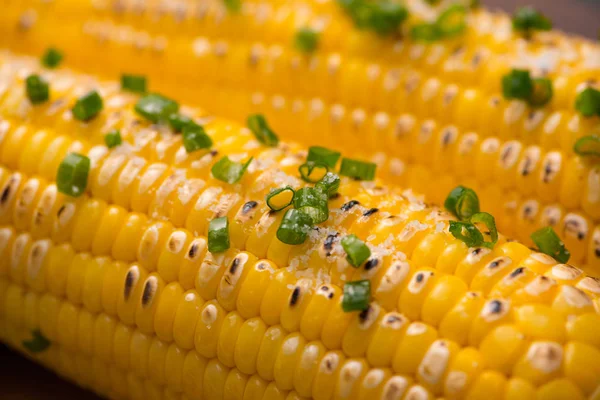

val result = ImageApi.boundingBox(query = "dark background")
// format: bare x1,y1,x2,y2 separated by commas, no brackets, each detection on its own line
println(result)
1,0,598,399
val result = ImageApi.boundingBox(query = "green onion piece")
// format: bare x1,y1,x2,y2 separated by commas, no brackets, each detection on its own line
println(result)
266,186,295,212
121,74,147,94
211,156,253,184
104,129,122,149
575,87,600,117
276,209,314,245
574,135,600,157
208,217,230,253
512,6,552,37
295,27,320,53
41,48,63,69
223,0,241,13
56,153,90,197
307,146,341,168
168,113,194,133
449,221,484,248
182,124,212,153
134,93,179,123
72,90,103,121
470,212,498,249
529,77,553,107
339,158,377,181
338,0,408,36
530,226,570,263
444,186,480,221
315,172,341,198
410,23,441,42
25,74,49,105
436,4,467,38
341,234,371,267
247,114,279,147
299,161,329,183
22,330,51,353
342,280,371,312
502,69,533,101
293,187,329,224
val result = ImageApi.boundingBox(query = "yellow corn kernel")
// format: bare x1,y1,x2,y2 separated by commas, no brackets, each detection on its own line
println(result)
154,281,184,343
392,322,438,375
465,370,506,400
135,273,166,335
536,378,585,400
443,347,484,399
563,341,600,395
173,290,204,351
194,300,225,360
515,304,566,342
439,292,485,346
421,275,468,327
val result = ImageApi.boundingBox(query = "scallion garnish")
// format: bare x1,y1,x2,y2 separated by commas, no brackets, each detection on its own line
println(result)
295,27,320,53
530,226,570,263
134,93,179,123
502,69,533,102
449,220,484,248
276,209,314,245
339,158,377,181
72,90,103,121
211,156,253,184
293,187,329,224
182,124,212,153
169,113,194,132
307,146,341,169
436,4,467,38
411,23,441,42
341,234,371,267
25,74,49,105
121,74,147,94
22,330,51,353
575,87,600,117
41,48,63,69
247,114,279,147
338,0,409,36
56,153,90,197
315,172,341,198
342,280,371,312
223,0,241,13
574,135,600,157
266,186,295,212
512,6,552,37
208,217,230,253
444,186,480,221
104,129,122,149
529,77,553,107
299,161,329,183
470,212,498,249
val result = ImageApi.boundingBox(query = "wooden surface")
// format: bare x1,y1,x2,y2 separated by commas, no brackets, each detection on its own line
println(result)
1,0,598,399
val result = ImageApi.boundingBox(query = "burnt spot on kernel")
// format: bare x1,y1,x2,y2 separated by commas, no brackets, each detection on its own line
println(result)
123,270,137,301
364,258,379,271
257,262,267,271
0,185,11,204
229,257,241,274
510,267,525,278
323,233,339,256
362,208,379,217
141,278,157,307
242,201,258,214
359,305,372,323
289,287,301,307
341,200,360,212
57,205,67,218
188,242,199,258
415,272,425,283
489,300,502,314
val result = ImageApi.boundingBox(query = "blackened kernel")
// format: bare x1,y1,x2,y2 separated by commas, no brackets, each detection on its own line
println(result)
0,185,10,204
141,280,154,307
362,208,379,217
323,233,338,256
242,201,258,214
257,262,266,270
510,267,525,277
188,243,199,258
328,292,334,299
124,270,135,300
57,205,66,217
489,300,502,314
364,258,379,271
341,200,360,212
289,287,301,306
415,273,424,283
320,285,329,292
229,257,240,274
358,306,371,323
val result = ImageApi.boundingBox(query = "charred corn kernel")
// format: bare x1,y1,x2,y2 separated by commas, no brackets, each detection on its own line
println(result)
513,341,564,386
342,302,382,358
135,273,165,335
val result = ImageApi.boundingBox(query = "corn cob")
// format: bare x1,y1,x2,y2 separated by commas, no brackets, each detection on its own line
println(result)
1,51,600,400
1,0,598,270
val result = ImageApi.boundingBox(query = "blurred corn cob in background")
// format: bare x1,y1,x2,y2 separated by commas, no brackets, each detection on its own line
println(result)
0,0,599,270
0,49,599,400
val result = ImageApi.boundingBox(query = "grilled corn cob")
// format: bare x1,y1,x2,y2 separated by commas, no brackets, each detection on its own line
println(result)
0,0,598,269
1,51,600,400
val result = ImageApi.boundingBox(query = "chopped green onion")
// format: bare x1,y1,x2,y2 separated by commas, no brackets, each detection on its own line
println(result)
266,186,295,212
339,158,377,181
444,186,480,221
502,69,533,101
410,23,441,42
25,74,49,105
208,217,230,253
72,90,103,121
436,4,467,38
41,48,63,69
223,0,241,13
512,6,552,37
470,212,498,249
575,87,600,117
531,226,570,263
574,135,600,157
299,161,329,183
295,27,320,53
247,114,279,147
277,209,314,245
121,74,147,94
211,156,253,184
182,124,212,153
56,153,90,197
529,77,553,107
342,280,371,312
134,93,179,123
338,0,409,36
104,129,122,149
307,146,341,169
22,330,51,353
168,113,195,133
293,187,329,224
315,172,341,198
341,234,371,267
449,221,484,248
